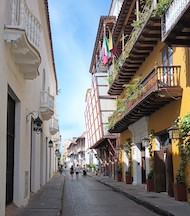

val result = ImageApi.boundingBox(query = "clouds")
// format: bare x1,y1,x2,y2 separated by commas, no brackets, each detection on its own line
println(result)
48,0,111,139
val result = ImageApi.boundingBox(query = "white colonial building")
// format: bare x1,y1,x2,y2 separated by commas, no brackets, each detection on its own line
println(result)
0,0,60,215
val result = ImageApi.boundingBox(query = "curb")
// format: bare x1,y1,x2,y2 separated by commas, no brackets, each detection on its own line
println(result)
89,175,175,216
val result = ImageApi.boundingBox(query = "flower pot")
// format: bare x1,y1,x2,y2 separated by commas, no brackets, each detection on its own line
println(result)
117,173,122,181
173,183,187,201
125,175,132,184
146,179,154,192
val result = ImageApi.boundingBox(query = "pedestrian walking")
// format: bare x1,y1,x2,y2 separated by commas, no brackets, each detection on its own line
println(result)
70,165,74,180
75,164,80,180
95,165,99,175
58,164,63,175
83,165,87,177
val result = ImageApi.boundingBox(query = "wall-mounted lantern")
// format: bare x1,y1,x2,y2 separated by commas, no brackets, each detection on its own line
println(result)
49,140,53,148
124,138,131,152
142,136,150,147
123,144,129,152
33,116,42,133
55,149,61,159
167,124,179,140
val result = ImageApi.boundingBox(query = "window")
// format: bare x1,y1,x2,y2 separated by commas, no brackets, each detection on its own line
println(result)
162,46,173,67
161,46,173,85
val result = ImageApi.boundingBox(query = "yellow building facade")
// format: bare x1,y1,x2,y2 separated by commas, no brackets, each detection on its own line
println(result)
108,0,190,200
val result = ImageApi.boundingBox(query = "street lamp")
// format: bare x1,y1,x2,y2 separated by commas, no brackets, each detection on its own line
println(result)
49,140,53,148
55,149,61,168
167,124,179,140
123,144,129,152
33,116,42,133
49,140,53,178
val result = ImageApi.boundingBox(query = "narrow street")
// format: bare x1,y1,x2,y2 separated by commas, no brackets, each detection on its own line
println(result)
62,171,159,216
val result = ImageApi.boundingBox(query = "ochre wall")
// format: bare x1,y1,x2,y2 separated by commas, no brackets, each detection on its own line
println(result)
118,42,190,185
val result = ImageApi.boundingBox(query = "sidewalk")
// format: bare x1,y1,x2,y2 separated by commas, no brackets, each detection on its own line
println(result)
88,172,190,216
13,174,64,216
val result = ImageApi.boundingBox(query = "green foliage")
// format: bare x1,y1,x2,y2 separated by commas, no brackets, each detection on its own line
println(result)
147,170,154,179
107,98,126,130
108,62,119,85
109,1,153,87
176,166,185,184
125,139,132,175
153,0,172,17
107,76,143,130
175,113,190,183
116,162,122,174
86,164,96,168
131,0,152,28
180,113,190,136
123,76,142,100
117,167,122,174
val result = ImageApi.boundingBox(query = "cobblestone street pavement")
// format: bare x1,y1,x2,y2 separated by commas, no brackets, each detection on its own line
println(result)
88,173,190,216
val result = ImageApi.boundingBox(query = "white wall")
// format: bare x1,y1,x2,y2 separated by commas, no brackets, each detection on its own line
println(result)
129,117,150,184
0,1,58,215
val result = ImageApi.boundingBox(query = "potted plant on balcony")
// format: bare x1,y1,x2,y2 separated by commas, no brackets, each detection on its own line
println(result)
153,0,172,17
146,170,154,192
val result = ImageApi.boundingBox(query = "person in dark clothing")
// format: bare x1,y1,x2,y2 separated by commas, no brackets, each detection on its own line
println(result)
83,165,87,177
58,165,63,175
70,165,74,180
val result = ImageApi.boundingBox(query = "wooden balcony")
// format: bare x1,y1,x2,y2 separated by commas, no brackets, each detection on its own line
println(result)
40,91,54,120
161,0,190,47
108,3,161,95
4,0,41,79
112,0,135,54
109,66,182,133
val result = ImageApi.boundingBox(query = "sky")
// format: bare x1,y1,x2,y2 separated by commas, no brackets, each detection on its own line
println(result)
48,0,112,142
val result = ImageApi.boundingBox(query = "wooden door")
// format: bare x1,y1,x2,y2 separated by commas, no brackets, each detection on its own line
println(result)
6,94,15,205
154,150,166,192
166,145,174,196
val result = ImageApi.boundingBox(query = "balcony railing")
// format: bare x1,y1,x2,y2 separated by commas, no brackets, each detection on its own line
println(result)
49,117,59,135
108,1,154,86
40,92,54,120
5,0,41,49
162,0,190,42
108,65,182,132
4,0,41,79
